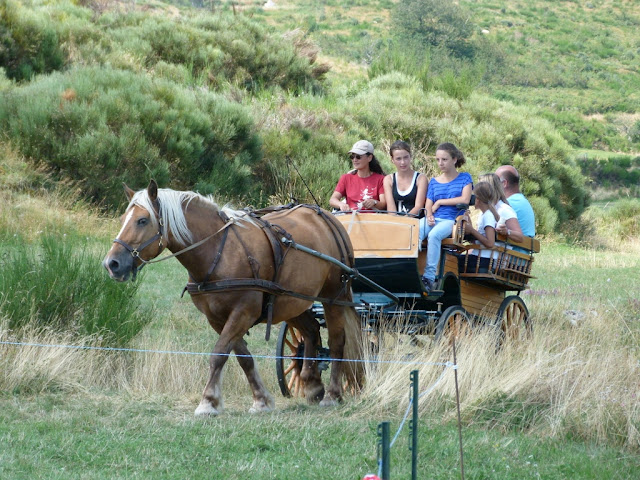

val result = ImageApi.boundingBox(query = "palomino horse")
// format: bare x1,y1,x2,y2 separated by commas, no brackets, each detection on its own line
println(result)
103,180,363,416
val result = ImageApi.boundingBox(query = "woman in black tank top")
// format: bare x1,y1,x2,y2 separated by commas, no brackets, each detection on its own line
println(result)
383,141,428,216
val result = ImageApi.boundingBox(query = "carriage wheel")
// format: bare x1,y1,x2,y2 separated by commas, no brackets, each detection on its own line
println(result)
275,322,305,398
496,295,531,345
435,305,472,343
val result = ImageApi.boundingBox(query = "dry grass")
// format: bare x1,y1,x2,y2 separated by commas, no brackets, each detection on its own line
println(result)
2,292,638,450
0,145,113,241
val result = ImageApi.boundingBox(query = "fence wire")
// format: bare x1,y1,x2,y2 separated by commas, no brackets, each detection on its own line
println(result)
0,340,454,367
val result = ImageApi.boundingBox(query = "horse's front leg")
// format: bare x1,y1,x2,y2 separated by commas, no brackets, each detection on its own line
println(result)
195,335,231,417
232,339,275,413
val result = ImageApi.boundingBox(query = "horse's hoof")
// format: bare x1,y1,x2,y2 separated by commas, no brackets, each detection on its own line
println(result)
319,397,340,407
249,399,274,414
305,384,325,404
194,401,220,417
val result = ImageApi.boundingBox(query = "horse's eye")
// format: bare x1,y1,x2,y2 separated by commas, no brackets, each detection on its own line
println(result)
137,218,148,226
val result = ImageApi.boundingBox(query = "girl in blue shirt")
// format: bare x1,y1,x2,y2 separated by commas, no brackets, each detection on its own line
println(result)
419,143,473,291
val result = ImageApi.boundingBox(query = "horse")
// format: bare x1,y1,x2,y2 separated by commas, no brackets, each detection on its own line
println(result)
103,180,364,416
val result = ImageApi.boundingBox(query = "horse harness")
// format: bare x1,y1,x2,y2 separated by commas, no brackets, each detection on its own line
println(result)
112,197,165,281
183,203,356,341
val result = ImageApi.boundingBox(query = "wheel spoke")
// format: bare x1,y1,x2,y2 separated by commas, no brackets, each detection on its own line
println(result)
498,296,530,346
284,361,297,376
284,337,298,351
287,370,299,391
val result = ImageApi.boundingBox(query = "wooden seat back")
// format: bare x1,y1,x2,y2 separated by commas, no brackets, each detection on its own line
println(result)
447,217,540,290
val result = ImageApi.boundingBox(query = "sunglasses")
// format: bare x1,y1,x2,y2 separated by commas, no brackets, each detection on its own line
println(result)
349,153,369,160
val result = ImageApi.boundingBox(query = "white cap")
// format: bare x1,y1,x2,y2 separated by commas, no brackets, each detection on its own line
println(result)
349,140,374,155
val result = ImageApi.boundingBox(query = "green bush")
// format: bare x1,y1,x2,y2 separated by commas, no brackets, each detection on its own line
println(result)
576,153,640,189
368,40,431,90
582,199,640,240
0,234,153,346
0,66,262,209
0,0,65,81
392,0,475,58
252,77,587,234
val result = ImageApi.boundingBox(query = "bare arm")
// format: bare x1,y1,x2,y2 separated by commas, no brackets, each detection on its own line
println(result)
408,174,428,216
425,198,435,226
383,175,395,212
464,216,496,248
330,190,350,212
496,218,524,243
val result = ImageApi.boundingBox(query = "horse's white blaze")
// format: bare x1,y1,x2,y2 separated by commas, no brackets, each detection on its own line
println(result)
116,209,134,240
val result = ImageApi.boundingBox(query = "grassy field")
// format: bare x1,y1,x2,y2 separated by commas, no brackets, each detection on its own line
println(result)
1,226,639,478
1,1,640,477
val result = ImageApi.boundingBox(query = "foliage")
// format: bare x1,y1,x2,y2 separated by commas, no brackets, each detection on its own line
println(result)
577,153,640,189
582,198,640,241
392,0,475,58
0,0,324,93
0,233,153,346
0,66,262,209
253,75,588,233
0,0,64,81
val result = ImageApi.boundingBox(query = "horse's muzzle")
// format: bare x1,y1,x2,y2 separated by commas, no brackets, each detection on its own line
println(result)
103,250,134,282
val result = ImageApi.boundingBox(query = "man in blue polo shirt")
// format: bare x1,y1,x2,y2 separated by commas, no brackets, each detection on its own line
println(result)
495,165,536,237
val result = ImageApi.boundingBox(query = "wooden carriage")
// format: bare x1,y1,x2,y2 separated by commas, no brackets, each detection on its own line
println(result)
276,211,540,397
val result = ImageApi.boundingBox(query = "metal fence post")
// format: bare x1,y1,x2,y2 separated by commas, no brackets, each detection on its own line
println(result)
409,369,419,480
377,421,390,480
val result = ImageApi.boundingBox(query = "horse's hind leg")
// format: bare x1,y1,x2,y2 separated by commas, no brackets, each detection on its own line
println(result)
286,310,325,404
232,339,275,413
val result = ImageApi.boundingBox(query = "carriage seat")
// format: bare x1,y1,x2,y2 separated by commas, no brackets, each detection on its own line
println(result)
442,217,540,291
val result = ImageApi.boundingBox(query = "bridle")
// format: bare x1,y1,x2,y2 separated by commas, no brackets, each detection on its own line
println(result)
111,200,239,280
112,202,165,279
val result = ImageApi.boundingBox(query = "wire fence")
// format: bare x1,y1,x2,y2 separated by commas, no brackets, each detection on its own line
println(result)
0,339,455,367
1,337,461,480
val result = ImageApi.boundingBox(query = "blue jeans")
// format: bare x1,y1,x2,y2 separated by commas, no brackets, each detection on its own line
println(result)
419,218,455,281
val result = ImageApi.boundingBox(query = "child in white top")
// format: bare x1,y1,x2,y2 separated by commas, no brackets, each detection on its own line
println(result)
478,173,523,244
458,182,500,273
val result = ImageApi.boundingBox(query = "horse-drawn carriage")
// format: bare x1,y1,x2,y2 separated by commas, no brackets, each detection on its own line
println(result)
104,181,539,413
276,211,540,397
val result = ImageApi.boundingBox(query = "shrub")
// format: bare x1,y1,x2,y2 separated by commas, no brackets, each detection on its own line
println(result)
252,78,587,234
392,0,475,58
0,233,153,346
0,66,262,209
368,40,431,90
0,0,65,81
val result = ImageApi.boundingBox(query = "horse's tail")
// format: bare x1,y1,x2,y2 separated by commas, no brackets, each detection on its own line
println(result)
342,306,365,393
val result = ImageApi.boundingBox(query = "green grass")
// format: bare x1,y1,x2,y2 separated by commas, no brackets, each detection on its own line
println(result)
0,392,638,479
0,233,153,346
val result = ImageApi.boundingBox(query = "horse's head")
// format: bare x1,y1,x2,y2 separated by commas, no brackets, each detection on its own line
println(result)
103,180,166,281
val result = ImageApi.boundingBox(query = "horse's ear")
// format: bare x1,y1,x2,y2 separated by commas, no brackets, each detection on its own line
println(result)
123,183,135,202
147,179,158,202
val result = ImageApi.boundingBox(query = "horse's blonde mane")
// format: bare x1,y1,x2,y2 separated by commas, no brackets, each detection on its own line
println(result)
129,188,257,247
